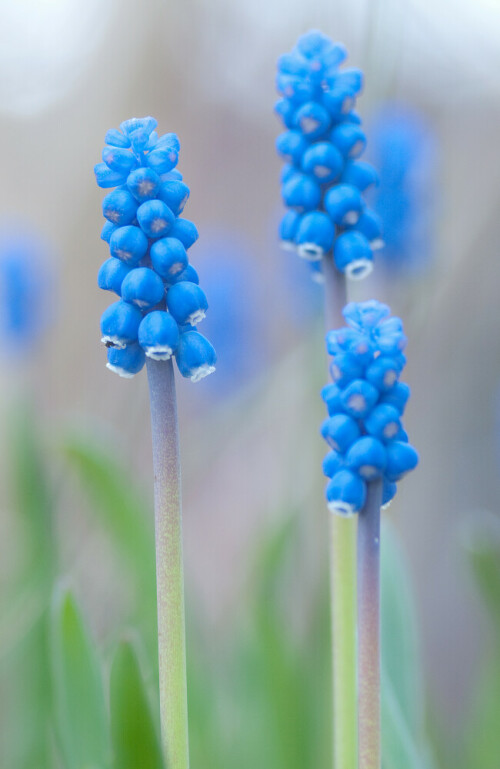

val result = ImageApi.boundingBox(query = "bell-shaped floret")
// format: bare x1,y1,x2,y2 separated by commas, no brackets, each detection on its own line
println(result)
324,184,364,226
321,413,361,453
301,142,343,183
102,146,136,175
322,450,344,478
109,225,149,266
282,173,322,212
100,300,142,348
150,237,189,282
345,437,387,480
321,85,356,119
349,210,384,249
169,264,199,285
136,200,175,238
295,211,335,260
102,188,138,226
385,441,419,482
342,161,379,191
175,330,216,382
127,167,161,202
158,181,190,216
107,343,145,378
121,267,165,310
321,382,343,416
366,356,402,392
334,231,373,280
168,218,199,249
276,131,308,163
379,381,410,415
274,98,296,129
167,281,208,325
146,145,179,175
101,221,118,243
329,350,364,387
326,470,366,516
94,163,128,188
294,101,331,140
365,403,401,443
340,379,379,419
105,128,131,148
138,310,179,360
98,258,132,296
343,300,390,331
330,123,366,159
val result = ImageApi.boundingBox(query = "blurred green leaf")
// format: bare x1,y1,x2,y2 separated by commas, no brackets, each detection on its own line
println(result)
110,640,165,769
382,670,427,769
50,586,109,769
462,655,500,769
464,515,500,633
8,403,56,584
62,432,155,582
381,521,424,738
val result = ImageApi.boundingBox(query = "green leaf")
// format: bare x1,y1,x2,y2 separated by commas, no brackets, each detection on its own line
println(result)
381,521,424,737
110,640,165,769
50,586,109,769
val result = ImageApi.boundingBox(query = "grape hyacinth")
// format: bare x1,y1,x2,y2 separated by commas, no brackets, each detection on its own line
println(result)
321,300,418,516
94,117,216,381
275,30,383,282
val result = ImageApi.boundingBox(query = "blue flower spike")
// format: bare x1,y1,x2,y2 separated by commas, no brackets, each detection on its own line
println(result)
95,117,216,380
275,31,382,279
321,300,418,515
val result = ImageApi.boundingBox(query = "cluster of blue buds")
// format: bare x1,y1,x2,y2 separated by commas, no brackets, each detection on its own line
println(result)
94,117,216,380
275,30,383,282
320,300,418,516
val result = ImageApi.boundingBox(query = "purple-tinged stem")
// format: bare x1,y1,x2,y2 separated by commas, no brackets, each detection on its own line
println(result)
357,478,383,769
323,258,357,769
146,357,189,769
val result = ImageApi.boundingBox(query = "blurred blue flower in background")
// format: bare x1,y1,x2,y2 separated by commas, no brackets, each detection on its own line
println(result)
0,223,53,356
367,103,438,274
193,230,267,398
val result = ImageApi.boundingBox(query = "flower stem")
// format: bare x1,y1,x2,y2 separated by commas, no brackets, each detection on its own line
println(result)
323,258,357,769
146,357,189,769
357,478,383,769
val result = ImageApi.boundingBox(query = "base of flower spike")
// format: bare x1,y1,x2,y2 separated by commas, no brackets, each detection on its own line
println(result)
327,499,358,517
345,258,373,280
190,363,216,383
297,242,324,261
106,361,136,378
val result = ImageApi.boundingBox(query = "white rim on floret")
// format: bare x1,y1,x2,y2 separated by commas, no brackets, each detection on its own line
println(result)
297,242,324,261
106,362,135,378
188,309,207,325
381,499,393,511
328,500,357,517
345,258,373,281
370,238,385,251
190,364,216,383
101,335,127,349
145,346,173,361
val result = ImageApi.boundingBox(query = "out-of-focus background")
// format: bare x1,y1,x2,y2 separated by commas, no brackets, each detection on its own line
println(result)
1,0,500,767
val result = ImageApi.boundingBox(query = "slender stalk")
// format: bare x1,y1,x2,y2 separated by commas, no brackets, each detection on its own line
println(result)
357,478,383,769
323,258,357,769
146,357,189,769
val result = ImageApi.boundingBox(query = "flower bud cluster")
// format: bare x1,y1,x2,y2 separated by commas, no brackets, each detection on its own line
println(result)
321,300,418,516
275,30,383,282
94,117,216,380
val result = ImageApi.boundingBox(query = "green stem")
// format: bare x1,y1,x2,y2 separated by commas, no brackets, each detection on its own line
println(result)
357,479,383,769
323,259,357,769
146,358,189,769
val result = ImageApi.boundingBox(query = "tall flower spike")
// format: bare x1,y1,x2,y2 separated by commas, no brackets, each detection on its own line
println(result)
321,300,418,516
95,117,216,381
275,30,382,282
